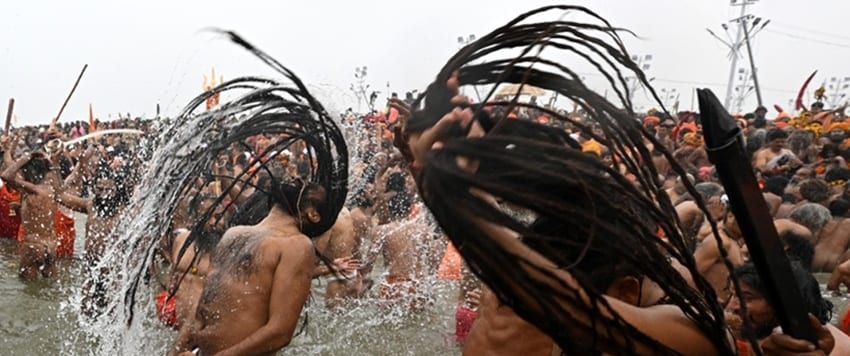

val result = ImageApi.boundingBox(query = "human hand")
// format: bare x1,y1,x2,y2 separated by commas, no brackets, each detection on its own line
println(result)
466,288,482,310
760,314,833,355
332,256,361,274
827,259,850,294
404,72,484,174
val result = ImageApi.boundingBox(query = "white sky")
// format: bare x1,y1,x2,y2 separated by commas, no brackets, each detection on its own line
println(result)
2,0,849,126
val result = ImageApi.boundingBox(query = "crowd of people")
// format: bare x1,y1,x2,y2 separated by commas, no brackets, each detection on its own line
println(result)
6,5,850,356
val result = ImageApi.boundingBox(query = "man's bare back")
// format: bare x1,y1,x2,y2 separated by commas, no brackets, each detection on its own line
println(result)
694,228,744,302
168,231,211,328
811,218,850,272
177,207,316,356
313,208,364,307
463,288,557,356
2,150,61,280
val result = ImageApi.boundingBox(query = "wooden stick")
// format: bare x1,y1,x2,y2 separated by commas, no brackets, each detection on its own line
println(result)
5,98,14,134
53,64,89,125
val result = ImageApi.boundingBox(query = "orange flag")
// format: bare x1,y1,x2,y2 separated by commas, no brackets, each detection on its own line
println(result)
89,103,96,133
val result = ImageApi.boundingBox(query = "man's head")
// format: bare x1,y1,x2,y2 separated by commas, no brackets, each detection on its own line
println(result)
765,128,788,152
789,203,832,236
829,198,850,218
385,172,412,221
272,180,329,237
754,106,767,121
21,152,51,184
525,206,670,308
727,261,831,339
798,178,831,204
695,182,725,220
763,176,789,197
92,164,131,217
779,231,815,270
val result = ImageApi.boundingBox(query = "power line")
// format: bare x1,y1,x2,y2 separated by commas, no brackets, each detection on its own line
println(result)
575,72,796,94
763,29,850,50
769,20,850,42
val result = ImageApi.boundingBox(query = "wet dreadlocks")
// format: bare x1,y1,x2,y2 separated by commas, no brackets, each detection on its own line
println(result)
404,5,733,354
121,31,347,325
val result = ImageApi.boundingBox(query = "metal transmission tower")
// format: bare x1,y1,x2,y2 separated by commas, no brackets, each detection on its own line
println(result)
626,54,654,103
706,0,769,109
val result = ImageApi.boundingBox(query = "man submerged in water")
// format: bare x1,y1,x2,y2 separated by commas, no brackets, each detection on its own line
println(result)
172,181,333,356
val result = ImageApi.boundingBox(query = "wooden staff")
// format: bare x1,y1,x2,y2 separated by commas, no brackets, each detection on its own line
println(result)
698,88,817,344
5,98,14,134
53,64,89,125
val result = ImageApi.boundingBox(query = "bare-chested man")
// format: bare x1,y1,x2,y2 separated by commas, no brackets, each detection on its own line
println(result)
797,203,850,273
694,207,745,303
55,150,133,312
1,137,61,280
313,207,366,308
752,128,801,177
789,204,834,272
173,182,334,356
362,172,430,310
677,183,726,250
158,194,225,329
666,173,694,205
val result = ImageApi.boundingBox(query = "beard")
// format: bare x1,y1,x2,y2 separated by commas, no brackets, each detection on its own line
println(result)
93,196,120,217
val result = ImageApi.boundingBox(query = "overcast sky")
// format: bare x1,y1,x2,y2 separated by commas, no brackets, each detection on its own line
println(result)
2,0,849,126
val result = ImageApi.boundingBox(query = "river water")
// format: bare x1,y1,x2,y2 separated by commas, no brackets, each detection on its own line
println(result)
1,214,848,355
0,215,462,355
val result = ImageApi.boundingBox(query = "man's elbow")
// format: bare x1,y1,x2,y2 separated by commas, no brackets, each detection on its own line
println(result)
268,327,295,349
1,171,13,183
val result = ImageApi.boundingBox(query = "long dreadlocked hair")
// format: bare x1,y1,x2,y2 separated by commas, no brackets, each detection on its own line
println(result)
116,31,347,328
406,5,736,354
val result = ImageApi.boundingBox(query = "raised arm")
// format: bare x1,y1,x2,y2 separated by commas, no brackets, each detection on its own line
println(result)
1,151,39,194
62,145,96,194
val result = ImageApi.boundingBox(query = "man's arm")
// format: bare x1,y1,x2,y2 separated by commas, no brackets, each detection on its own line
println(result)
472,217,722,355
1,152,41,194
62,146,96,194
693,234,722,275
213,237,315,356
358,226,385,277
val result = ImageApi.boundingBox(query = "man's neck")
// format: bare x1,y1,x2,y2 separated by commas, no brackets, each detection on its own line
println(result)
261,205,302,234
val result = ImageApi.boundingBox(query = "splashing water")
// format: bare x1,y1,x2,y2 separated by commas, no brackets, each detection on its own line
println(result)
50,35,461,355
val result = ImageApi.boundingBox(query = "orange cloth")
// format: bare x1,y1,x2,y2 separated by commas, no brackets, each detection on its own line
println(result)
0,186,21,239
581,138,603,157
438,243,462,280
55,210,76,259
155,290,178,329
841,306,850,336
15,208,76,259
643,116,660,127
828,122,850,133
735,339,750,356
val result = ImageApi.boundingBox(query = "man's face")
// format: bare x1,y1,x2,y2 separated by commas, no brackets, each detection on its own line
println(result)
95,179,117,199
768,137,786,151
198,200,225,230
706,195,726,221
755,110,767,119
726,282,776,338
829,129,846,142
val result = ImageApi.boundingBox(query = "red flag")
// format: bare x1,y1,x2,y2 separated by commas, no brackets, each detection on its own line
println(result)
795,70,817,111
89,103,96,133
